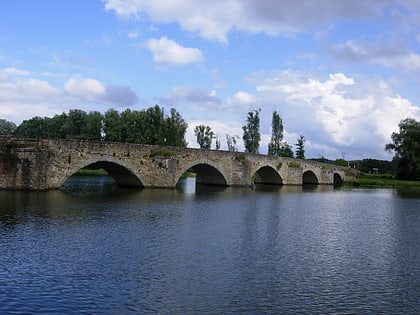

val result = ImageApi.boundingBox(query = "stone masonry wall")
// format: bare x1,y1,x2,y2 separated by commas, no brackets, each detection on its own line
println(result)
0,137,356,190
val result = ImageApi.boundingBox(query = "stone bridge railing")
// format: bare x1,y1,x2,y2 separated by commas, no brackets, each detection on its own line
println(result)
0,137,357,190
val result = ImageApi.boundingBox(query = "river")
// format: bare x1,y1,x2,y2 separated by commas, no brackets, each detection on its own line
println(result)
1,176,419,314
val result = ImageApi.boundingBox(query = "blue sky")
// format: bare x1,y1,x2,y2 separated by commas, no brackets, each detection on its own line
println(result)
1,0,419,160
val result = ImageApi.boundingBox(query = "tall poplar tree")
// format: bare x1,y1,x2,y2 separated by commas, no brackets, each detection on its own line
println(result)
295,135,306,159
268,111,283,156
242,109,261,154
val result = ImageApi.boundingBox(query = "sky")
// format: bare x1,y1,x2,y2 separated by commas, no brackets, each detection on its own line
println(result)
1,0,419,160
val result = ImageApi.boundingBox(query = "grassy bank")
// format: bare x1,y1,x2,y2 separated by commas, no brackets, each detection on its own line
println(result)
345,173,420,188
76,168,109,176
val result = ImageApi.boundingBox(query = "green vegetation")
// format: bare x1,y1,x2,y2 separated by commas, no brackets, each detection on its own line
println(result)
234,154,246,161
149,148,174,158
76,168,109,176
194,124,214,149
288,161,301,168
345,173,420,188
242,109,261,154
0,119,17,135
181,171,196,178
385,118,420,180
8,105,188,147
295,135,305,159
268,110,283,156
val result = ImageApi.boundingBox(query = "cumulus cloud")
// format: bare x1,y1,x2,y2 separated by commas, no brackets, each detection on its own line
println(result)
145,37,203,66
248,71,420,159
164,70,419,159
64,77,107,99
104,0,409,43
0,68,138,123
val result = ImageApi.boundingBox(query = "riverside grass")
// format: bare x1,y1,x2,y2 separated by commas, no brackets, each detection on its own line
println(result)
345,173,420,188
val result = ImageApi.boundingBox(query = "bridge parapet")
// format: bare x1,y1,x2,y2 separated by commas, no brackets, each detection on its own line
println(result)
0,137,357,190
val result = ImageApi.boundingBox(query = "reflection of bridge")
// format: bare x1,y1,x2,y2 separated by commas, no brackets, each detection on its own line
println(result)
0,138,356,190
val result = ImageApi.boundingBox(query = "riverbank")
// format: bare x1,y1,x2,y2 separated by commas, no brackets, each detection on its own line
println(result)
344,174,420,188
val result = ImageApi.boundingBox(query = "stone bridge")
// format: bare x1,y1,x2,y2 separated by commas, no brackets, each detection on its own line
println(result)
0,137,356,190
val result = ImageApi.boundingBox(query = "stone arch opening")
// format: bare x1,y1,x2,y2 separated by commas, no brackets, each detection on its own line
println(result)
177,162,228,186
333,173,344,186
62,161,143,188
303,170,319,184
253,166,283,185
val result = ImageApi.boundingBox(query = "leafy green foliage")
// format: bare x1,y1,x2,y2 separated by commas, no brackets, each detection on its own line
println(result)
234,154,246,161
334,159,348,167
0,119,17,135
149,149,174,157
194,124,214,149
268,111,283,156
242,109,261,154
385,118,420,180
295,135,305,159
288,161,301,168
279,142,294,158
13,105,188,147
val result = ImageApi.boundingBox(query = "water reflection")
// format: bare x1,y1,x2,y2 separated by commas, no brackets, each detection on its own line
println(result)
1,176,419,314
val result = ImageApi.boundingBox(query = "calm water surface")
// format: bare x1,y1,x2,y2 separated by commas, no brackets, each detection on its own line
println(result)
1,177,419,314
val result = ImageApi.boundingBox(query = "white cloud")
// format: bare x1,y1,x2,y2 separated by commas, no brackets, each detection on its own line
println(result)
128,31,140,39
145,37,203,66
4,67,31,76
104,0,409,43
0,68,138,124
64,77,106,98
247,71,420,159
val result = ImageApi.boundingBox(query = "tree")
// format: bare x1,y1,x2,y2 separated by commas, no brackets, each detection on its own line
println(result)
83,111,103,140
0,119,17,135
103,108,122,142
215,137,221,150
295,135,305,159
279,142,294,158
194,125,214,149
61,109,88,140
226,134,238,152
242,109,261,153
14,116,49,138
47,113,68,139
385,118,420,180
164,108,188,147
268,111,283,156
144,105,165,145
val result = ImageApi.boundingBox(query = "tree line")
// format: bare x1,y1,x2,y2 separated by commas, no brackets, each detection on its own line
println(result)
0,105,188,147
194,109,305,159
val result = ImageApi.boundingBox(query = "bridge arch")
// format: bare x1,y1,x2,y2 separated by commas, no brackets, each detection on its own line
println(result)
176,159,228,186
333,172,344,186
303,170,319,184
57,157,144,188
253,165,283,185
